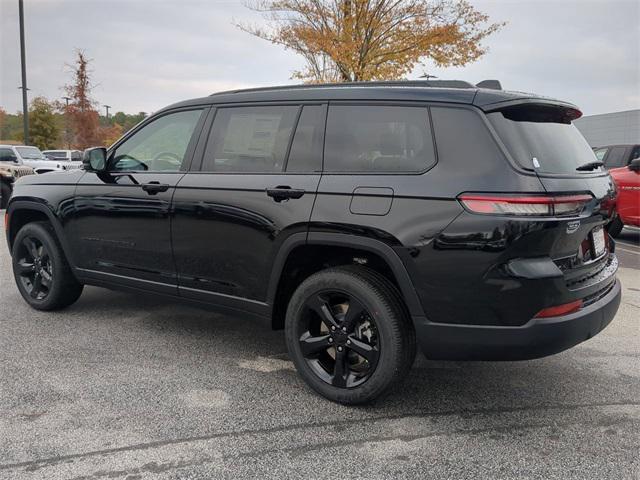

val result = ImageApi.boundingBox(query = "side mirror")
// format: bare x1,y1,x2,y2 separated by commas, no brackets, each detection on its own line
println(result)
629,158,640,172
82,147,107,172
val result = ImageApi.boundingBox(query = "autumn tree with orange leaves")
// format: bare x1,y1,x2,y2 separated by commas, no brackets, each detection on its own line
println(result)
240,0,504,83
63,50,102,149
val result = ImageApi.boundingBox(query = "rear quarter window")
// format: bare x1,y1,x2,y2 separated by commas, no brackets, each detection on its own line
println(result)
324,105,435,173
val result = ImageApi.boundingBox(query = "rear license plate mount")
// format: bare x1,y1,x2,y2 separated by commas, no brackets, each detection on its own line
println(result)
592,226,606,258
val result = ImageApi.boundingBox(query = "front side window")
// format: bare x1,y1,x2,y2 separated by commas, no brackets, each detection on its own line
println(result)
604,146,627,169
324,105,435,173
0,148,17,162
110,109,203,172
202,106,298,172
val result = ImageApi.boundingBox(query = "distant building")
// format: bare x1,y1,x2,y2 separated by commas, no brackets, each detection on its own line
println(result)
574,109,640,147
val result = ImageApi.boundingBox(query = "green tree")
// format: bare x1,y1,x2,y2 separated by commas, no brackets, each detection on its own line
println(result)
25,97,60,149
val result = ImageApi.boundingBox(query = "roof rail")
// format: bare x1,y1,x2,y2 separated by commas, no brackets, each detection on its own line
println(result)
210,79,477,96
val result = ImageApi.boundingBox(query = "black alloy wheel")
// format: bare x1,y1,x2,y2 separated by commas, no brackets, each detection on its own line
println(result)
285,266,415,404
298,290,380,388
15,235,53,300
12,221,84,310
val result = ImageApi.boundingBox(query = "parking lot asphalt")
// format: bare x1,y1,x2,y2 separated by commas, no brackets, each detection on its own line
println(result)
0,212,638,480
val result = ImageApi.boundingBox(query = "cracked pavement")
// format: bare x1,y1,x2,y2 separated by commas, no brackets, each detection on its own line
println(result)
1,213,639,479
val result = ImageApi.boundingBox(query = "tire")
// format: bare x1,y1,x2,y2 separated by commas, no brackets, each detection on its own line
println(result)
0,182,10,209
12,221,83,310
285,266,416,405
607,216,624,238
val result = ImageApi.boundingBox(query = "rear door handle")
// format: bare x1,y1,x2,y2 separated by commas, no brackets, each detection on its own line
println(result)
142,181,170,195
266,186,305,203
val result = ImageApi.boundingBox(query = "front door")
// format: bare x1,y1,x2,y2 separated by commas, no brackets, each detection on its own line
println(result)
172,103,326,311
69,108,206,294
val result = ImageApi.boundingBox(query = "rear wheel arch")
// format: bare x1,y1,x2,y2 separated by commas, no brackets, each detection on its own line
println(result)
268,232,424,330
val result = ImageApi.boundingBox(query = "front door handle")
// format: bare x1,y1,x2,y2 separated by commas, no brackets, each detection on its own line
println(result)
266,186,305,203
142,181,170,195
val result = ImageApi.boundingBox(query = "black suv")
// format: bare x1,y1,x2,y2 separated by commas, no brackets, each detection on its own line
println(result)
5,81,621,404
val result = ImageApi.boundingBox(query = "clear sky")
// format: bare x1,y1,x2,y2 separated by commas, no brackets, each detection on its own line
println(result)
1,0,638,116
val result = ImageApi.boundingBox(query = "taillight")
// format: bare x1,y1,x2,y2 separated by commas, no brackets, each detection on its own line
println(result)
458,193,592,216
534,299,583,318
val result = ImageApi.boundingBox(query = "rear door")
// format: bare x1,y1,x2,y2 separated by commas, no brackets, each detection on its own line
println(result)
172,103,325,311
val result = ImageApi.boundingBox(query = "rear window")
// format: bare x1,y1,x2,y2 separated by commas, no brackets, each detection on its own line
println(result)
488,105,601,174
45,151,68,159
324,105,435,173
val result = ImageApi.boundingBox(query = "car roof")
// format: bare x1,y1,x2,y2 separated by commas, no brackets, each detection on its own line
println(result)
161,81,580,115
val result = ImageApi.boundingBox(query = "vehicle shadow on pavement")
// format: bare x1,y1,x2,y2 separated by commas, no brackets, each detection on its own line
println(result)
63,285,631,415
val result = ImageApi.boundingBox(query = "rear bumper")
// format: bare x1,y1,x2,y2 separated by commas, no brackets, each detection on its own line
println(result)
414,278,621,361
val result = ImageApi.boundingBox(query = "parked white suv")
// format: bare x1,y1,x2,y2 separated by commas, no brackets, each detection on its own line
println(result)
0,145,66,174
42,149,83,170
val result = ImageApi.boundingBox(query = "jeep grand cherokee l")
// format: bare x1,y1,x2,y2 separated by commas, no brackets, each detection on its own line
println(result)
5,81,621,404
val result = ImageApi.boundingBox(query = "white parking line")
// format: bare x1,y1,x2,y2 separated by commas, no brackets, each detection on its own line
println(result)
617,246,639,255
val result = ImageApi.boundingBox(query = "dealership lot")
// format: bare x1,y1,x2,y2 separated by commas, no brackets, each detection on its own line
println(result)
0,212,638,480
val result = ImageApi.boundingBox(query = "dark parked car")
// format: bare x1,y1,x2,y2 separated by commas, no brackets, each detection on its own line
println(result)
5,81,621,404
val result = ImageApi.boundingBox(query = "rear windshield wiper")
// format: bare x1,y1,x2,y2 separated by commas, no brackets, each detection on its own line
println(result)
575,161,604,171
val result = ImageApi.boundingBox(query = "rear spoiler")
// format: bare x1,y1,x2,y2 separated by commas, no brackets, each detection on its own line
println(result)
475,96,582,122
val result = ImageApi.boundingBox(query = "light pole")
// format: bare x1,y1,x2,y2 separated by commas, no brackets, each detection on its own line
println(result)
18,0,29,144
62,96,71,149
104,105,111,124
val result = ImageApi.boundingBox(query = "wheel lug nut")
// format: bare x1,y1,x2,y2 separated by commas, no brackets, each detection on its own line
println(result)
346,340,351,345
337,346,343,352
342,327,347,332
331,326,336,331
328,337,333,343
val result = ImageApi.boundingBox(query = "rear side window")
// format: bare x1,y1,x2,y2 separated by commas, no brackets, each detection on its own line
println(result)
593,147,608,161
202,106,298,172
324,105,435,173
604,146,628,168
286,105,324,172
488,106,601,174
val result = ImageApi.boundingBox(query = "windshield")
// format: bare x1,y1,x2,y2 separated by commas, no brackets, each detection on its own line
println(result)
488,105,602,175
44,151,68,159
16,146,46,160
